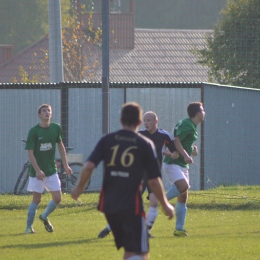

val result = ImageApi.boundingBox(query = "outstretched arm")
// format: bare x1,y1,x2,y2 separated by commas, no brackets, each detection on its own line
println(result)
57,142,72,174
71,161,94,200
28,150,45,180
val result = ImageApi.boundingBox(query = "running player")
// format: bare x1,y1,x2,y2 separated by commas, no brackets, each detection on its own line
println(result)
163,102,205,236
71,102,174,260
98,111,178,238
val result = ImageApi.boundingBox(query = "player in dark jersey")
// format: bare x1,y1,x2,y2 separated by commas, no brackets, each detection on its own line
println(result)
163,102,205,237
71,102,174,260
138,111,179,237
97,111,179,239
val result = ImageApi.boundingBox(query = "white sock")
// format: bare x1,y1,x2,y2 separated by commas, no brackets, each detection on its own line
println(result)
106,224,111,231
147,206,158,229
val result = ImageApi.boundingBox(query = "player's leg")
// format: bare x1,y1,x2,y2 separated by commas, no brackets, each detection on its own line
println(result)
98,177,149,239
39,174,61,232
105,212,149,260
166,184,180,200
123,213,149,260
173,168,189,236
146,188,158,237
163,163,184,200
124,253,148,260
140,176,157,237
174,191,188,236
25,177,44,234
163,163,189,236
163,163,189,200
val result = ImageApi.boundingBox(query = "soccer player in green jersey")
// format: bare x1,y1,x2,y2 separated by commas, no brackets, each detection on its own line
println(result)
163,102,206,236
25,104,72,234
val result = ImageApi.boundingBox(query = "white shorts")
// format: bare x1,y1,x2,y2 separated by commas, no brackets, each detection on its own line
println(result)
27,173,61,193
163,163,189,185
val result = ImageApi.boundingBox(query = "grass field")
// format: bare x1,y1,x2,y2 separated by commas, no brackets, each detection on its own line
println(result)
1,186,260,260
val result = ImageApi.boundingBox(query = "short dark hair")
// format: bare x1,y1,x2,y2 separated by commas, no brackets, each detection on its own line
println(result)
187,102,203,118
121,102,142,126
38,104,51,114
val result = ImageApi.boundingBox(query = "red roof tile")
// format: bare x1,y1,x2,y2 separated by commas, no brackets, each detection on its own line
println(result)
0,29,212,83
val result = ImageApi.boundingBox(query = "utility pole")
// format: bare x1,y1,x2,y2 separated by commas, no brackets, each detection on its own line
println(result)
48,0,64,82
102,0,110,135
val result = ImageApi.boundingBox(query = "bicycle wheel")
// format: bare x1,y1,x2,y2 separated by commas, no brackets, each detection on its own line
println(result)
65,162,91,193
14,163,30,195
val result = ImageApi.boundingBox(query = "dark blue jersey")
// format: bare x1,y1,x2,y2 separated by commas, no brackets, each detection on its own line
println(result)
138,128,176,167
87,129,161,215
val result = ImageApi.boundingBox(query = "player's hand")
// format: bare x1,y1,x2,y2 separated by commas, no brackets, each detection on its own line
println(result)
163,150,179,159
184,155,194,164
36,170,45,181
64,165,73,175
162,150,171,157
191,145,198,156
161,203,175,219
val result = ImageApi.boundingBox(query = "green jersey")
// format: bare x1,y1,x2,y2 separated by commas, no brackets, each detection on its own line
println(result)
25,123,62,177
163,118,197,168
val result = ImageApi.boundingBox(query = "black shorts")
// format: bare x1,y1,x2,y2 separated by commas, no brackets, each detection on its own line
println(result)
105,212,149,253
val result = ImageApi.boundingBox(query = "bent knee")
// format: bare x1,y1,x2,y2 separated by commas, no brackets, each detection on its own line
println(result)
53,198,61,204
179,185,189,194
175,180,189,194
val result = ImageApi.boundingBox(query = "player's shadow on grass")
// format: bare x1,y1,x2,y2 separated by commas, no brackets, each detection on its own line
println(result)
188,202,260,211
1,237,106,249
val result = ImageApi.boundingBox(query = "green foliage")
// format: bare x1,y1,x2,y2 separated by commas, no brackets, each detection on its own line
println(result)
62,4,102,81
1,187,260,259
194,0,260,88
0,0,47,53
12,66,41,83
10,1,101,83
0,0,75,54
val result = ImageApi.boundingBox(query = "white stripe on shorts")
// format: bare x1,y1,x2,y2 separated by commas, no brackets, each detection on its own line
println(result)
141,216,149,252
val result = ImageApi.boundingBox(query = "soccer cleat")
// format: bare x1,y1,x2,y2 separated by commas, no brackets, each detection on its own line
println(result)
25,227,35,234
39,215,54,232
98,227,111,238
173,229,188,237
148,232,155,238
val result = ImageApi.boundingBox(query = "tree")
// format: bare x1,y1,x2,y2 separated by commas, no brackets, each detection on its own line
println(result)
12,0,101,83
193,0,260,88
0,0,47,53
12,66,41,83
0,0,75,54
62,1,102,81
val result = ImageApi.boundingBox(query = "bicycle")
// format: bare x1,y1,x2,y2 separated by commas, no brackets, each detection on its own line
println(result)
13,139,90,195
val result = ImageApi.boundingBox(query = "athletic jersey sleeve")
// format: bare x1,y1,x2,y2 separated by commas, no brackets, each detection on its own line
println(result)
87,137,105,166
175,124,191,141
25,127,36,150
55,124,63,143
175,120,197,150
163,131,176,153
